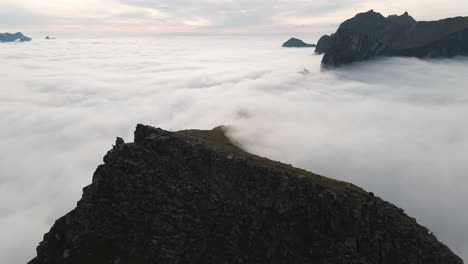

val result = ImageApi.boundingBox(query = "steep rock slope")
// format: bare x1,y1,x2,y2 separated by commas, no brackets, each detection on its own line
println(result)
30,125,463,264
321,10,468,66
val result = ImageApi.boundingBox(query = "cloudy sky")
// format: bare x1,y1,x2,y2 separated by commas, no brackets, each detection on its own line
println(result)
1,0,468,36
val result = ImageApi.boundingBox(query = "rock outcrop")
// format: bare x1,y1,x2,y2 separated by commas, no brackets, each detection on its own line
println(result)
387,12,416,25
0,32,31,42
315,34,332,54
282,37,316,48
29,125,463,264
321,10,468,66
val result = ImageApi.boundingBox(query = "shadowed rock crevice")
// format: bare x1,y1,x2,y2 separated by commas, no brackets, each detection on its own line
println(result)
29,124,464,264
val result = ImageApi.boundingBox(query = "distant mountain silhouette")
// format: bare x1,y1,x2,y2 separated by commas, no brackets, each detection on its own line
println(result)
282,37,316,48
0,32,31,42
318,10,468,66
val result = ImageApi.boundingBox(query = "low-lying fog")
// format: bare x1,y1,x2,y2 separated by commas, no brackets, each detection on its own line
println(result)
1,36,467,263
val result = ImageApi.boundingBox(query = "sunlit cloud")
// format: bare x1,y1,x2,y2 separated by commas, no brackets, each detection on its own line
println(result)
2,0,468,35
183,17,213,27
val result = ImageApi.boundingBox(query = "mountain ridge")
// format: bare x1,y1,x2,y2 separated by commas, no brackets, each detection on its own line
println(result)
319,10,468,66
29,124,464,264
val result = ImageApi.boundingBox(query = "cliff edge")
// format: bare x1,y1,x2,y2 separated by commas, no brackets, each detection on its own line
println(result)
29,125,463,264
320,10,468,66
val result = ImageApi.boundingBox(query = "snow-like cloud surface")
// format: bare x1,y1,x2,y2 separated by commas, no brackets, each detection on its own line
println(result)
0,37,467,263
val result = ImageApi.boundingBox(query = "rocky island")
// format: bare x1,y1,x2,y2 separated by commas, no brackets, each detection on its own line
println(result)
319,10,468,66
29,124,463,264
282,37,316,48
0,32,31,42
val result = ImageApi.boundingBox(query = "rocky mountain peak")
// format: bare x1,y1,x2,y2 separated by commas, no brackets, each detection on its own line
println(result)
29,124,463,264
321,10,468,66
388,11,417,25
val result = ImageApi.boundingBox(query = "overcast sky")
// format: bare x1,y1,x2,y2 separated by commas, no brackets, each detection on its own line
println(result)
1,0,468,36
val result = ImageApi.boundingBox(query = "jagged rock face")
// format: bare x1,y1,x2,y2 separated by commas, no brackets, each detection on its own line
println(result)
393,28,468,58
315,35,332,54
282,38,316,48
321,10,468,66
322,29,390,67
30,125,463,264
0,32,31,42
387,12,416,25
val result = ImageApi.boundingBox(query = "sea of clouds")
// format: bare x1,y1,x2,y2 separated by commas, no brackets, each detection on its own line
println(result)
0,36,467,263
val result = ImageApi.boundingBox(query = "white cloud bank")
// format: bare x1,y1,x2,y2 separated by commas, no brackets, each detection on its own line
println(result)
1,0,468,35
0,36,467,263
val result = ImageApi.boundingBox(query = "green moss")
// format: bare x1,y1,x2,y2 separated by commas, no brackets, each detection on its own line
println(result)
176,126,364,194
176,126,246,154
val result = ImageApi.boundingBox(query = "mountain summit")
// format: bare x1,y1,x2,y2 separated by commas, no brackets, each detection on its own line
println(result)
387,11,417,25
29,125,463,264
319,10,468,66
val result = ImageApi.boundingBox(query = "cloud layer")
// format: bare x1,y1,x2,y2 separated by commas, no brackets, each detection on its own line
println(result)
1,0,468,35
0,36,467,263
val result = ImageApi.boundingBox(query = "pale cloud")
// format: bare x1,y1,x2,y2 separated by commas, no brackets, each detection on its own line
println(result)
2,0,468,35
184,17,213,27
1,37,467,263
6,0,115,19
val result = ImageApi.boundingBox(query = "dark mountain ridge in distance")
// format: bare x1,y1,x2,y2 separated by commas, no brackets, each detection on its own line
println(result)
318,10,468,66
282,37,316,48
29,124,463,264
0,32,32,42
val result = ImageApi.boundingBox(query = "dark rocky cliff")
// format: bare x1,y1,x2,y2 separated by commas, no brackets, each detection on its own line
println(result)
315,35,332,54
322,29,389,66
321,10,468,66
387,12,416,25
29,125,463,264
0,32,31,42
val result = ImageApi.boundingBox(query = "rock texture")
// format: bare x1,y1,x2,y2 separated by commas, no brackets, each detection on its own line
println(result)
282,37,316,48
321,10,468,66
29,124,463,264
0,32,31,42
